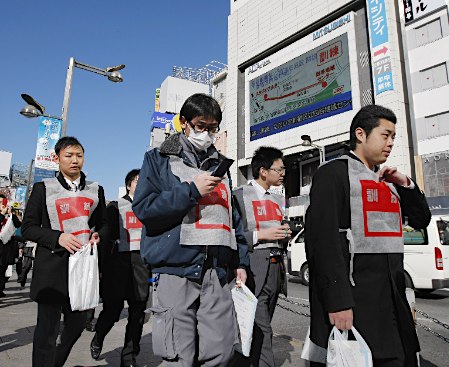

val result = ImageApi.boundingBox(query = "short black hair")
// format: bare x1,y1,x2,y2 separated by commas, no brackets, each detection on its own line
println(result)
55,136,84,155
251,146,284,179
125,169,140,193
180,93,222,124
349,105,397,150
0,193,6,199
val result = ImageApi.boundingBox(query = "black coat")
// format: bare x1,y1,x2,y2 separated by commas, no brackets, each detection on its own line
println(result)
99,195,149,302
21,173,107,303
305,154,431,364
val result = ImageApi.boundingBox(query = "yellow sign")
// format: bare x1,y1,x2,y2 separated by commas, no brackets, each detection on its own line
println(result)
172,114,182,132
12,202,20,209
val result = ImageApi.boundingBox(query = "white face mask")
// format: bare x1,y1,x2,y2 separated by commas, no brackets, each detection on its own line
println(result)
187,129,215,152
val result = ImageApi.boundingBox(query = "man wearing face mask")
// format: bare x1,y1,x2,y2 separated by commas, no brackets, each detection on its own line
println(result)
133,93,249,367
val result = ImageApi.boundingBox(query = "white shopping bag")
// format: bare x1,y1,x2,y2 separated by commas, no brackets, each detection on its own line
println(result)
327,326,372,367
68,243,100,311
301,326,327,363
5,265,13,278
231,283,258,357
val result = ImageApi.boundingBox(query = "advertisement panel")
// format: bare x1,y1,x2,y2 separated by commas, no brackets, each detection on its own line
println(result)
249,33,352,141
14,186,27,209
403,0,447,24
150,112,175,130
35,116,62,171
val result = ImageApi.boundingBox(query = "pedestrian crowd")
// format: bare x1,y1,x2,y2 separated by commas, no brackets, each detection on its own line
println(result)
0,94,431,367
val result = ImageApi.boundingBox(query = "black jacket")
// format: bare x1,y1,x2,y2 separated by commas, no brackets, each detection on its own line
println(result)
305,154,431,364
100,195,149,302
21,172,107,302
0,214,21,266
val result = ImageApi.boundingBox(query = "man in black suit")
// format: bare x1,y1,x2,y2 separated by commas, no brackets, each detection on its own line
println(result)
232,146,291,367
90,169,150,367
22,136,107,367
305,105,431,367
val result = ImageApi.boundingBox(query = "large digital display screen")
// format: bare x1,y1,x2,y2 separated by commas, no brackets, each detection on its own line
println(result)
249,33,352,141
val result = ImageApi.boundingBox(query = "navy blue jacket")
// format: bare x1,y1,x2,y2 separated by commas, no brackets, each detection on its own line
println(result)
132,134,249,279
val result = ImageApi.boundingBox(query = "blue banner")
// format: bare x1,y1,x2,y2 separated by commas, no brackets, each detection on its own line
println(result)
368,0,389,48
35,116,62,171
250,91,352,141
150,112,175,130
33,167,56,184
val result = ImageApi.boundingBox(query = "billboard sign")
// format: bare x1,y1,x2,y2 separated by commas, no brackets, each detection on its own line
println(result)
35,116,62,171
403,0,447,24
14,186,27,209
249,33,352,141
150,112,176,130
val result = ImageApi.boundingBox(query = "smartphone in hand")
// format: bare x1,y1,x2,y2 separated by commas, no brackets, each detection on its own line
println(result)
211,158,235,177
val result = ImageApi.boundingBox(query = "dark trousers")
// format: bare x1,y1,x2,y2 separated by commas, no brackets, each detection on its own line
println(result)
95,297,147,364
18,255,33,286
0,264,7,292
33,301,87,367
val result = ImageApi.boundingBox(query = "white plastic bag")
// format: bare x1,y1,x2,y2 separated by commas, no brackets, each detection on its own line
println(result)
301,326,327,363
327,326,372,367
231,283,258,357
68,243,100,311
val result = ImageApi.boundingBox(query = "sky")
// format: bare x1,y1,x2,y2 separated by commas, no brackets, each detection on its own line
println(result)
0,0,230,199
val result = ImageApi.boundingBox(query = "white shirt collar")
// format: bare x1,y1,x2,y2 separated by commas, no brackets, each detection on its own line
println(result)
250,179,270,199
64,176,81,190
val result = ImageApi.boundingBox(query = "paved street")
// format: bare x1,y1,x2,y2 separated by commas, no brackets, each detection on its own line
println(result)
2,271,449,366
0,271,307,367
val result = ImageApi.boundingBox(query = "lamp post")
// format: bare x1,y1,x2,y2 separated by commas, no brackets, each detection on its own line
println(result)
20,57,125,137
301,134,326,164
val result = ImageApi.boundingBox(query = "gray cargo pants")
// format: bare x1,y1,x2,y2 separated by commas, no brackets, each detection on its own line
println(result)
150,269,238,367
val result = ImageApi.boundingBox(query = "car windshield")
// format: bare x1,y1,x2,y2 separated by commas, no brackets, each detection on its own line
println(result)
437,219,449,245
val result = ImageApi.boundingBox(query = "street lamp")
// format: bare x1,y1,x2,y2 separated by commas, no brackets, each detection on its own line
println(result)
301,135,326,164
20,57,125,137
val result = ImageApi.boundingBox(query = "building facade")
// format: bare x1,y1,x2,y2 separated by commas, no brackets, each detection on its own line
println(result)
226,0,416,199
400,0,449,197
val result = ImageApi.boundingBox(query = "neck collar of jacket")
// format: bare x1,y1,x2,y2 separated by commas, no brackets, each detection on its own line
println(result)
160,133,223,166
57,171,87,190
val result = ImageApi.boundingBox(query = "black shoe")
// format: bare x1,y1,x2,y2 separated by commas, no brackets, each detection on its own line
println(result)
90,335,103,360
0,292,5,298
85,321,96,332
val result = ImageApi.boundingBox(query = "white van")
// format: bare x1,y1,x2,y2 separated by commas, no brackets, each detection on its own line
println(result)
287,216,449,290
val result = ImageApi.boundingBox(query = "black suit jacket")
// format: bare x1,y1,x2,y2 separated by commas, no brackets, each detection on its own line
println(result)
99,195,149,302
21,172,107,303
305,154,431,363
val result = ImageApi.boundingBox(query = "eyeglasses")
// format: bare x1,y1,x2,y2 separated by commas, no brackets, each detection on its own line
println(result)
268,167,286,174
187,120,220,134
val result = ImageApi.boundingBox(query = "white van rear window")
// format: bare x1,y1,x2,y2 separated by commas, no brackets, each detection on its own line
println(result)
403,225,427,245
437,220,449,245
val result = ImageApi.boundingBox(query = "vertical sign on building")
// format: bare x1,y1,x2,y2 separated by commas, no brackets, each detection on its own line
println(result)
367,0,394,95
403,0,446,24
35,116,62,171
